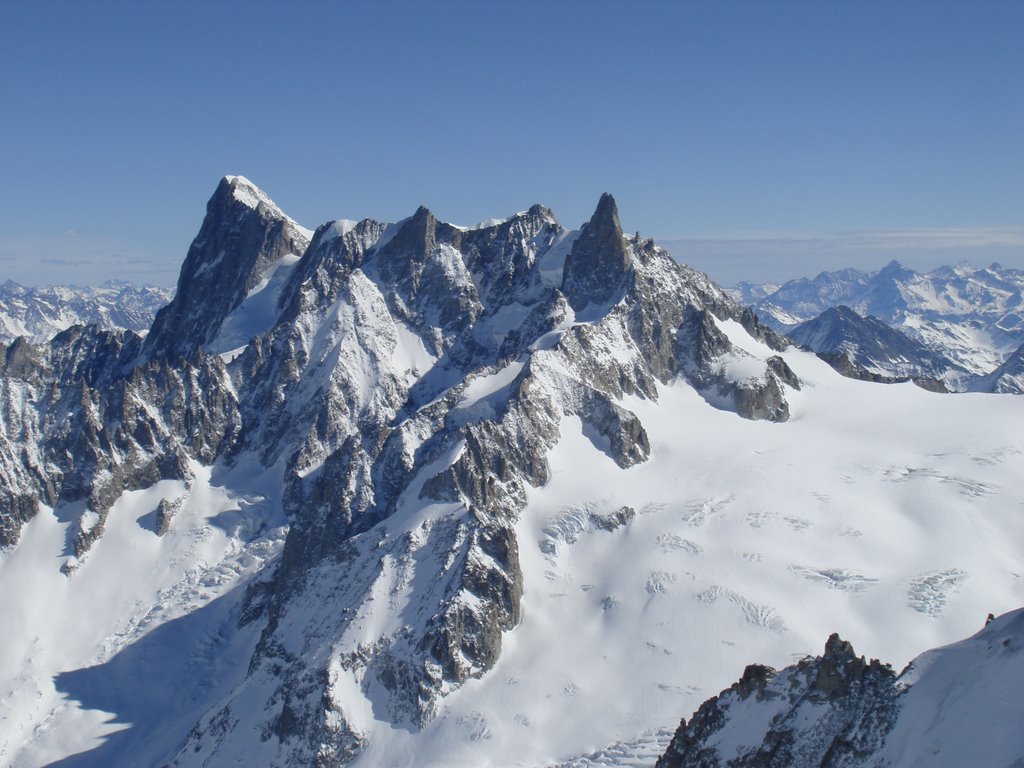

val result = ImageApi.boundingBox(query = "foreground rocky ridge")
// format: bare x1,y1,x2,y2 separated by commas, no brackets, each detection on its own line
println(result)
657,635,899,768
0,177,799,765
657,608,1024,768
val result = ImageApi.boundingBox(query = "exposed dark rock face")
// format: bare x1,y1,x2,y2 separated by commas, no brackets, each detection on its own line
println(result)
591,505,636,531
678,309,795,422
155,495,185,536
0,323,236,560
657,634,900,768
370,206,481,356
144,176,311,361
562,193,631,310
581,393,651,467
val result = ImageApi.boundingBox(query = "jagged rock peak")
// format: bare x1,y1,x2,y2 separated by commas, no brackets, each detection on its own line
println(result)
380,205,444,258
561,192,631,310
815,632,866,696
143,176,311,361
221,174,286,216
657,632,898,768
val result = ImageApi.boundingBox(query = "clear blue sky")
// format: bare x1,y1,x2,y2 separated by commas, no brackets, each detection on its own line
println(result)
1,1,1021,287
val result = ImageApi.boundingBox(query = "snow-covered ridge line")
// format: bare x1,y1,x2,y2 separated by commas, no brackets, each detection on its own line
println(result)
223,174,314,240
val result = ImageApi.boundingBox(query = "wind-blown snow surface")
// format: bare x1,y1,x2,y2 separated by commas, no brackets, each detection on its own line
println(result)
881,608,1024,767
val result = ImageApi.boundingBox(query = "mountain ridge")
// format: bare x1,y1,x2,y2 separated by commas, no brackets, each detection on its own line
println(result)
1,178,1022,767
787,305,964,385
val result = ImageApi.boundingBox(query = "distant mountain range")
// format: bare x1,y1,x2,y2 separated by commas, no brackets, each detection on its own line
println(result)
786,305,963,387
731,261,1024,392
0,279,172,342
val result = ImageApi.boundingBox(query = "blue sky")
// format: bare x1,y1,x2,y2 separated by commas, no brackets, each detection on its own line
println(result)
1,1,1021,287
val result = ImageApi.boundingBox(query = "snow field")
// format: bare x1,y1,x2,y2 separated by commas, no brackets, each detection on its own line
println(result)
0,461,287,767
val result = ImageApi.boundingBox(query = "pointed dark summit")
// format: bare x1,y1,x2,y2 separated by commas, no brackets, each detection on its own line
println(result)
375,206,439,276
561,193,631,311
143,176,310,361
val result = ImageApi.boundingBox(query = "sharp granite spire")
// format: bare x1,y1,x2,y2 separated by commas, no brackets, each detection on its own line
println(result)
561,192,631,311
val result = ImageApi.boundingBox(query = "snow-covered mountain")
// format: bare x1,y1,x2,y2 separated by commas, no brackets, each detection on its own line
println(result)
736,261,1024,377
787,306,964,386
970,341,1024,395
729,280,782,306
1,177,1022,767
656,607,1024,768
0,279,172,342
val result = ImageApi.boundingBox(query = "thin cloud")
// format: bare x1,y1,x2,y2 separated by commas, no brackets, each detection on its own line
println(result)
41,257,95,266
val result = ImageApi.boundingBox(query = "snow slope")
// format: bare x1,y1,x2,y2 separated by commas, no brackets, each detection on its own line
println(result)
0,460,287,767
881,608,1024,767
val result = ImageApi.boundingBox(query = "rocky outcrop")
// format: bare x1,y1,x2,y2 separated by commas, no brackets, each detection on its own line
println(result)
678,308,797,422
154,495,185,536
658,609,1024,768
657,634,900,768
814,349,950,392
